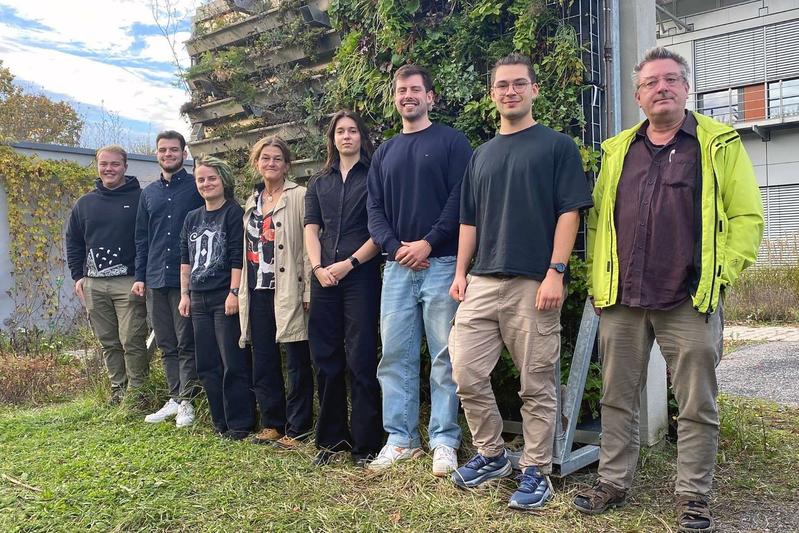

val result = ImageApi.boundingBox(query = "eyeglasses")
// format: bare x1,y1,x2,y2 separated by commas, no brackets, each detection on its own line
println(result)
492,80,532,94
637,75,685,91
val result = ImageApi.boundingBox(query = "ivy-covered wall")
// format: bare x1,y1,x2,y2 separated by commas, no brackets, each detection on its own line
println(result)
0,147,94,335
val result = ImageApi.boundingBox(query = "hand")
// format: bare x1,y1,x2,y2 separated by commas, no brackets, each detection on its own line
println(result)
75,278,85,304
535,271,564,310
589,297,602,316
303,301,309,312
449,273,468,302
396,240,431,270
224,293,239,316
326,260,353,282
131,281,145,297
314,266,338,288
178,294,191,317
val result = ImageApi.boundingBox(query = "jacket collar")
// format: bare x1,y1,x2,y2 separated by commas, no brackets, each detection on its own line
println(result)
603,110,738,155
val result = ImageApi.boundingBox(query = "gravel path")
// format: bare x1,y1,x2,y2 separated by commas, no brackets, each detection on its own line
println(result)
718,341,799,406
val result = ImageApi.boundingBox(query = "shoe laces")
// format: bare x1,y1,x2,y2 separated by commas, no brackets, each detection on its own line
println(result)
515,467,546,494
376,445,401,461
434,446,456,462
464,453,490,470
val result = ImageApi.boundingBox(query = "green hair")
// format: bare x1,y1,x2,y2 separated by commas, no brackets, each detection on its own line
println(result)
195,155,236,199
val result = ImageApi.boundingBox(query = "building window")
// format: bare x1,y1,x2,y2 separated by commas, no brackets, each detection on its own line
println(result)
657,0,754,20
698,88,740,123
768,79,799,119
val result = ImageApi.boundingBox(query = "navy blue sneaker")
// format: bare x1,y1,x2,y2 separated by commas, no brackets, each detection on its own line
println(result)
508,466,552,511
451,450,512,489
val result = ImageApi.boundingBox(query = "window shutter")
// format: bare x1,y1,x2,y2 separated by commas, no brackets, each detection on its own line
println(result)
765,19,799,82
695,27,765,92
760,184,799,265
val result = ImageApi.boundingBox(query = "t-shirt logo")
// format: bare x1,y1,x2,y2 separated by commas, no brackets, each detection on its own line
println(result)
189,221,226,283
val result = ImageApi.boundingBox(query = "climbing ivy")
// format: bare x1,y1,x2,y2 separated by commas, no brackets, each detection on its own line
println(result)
0,146,94,333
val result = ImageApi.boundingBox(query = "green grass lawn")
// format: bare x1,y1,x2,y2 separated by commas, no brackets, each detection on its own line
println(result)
1,395,798,532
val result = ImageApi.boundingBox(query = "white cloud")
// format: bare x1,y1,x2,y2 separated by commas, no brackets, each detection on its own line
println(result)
0,0,201,144
0,39,190,137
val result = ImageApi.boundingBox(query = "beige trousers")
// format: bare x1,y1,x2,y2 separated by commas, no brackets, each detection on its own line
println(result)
597,299,723,499
83,276,149,392
449,275,564,473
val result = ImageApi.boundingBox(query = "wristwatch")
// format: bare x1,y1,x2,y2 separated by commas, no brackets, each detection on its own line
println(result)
229,288,239,296
549,262,567,274
348,255,360,268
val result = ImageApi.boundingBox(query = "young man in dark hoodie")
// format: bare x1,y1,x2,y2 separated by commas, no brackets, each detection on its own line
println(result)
66,145,149,404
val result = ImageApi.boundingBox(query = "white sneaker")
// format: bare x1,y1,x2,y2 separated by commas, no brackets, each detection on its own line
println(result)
175,400,195,428
144,399,180,423
366,444,424,471
432,445,458,477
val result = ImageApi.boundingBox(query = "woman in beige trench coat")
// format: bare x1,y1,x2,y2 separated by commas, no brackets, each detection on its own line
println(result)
238,135,313,449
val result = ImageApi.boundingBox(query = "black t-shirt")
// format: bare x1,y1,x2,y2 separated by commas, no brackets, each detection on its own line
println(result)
180,200,244,292
461,124,593,280
245,192,276,290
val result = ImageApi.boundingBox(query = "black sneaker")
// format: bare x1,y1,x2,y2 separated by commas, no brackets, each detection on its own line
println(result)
352,454,375,468
313,449,338,466
222,430,250,441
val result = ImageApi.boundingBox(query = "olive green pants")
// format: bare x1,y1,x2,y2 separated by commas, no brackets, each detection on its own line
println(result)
84,276,149,393
597,299,723,499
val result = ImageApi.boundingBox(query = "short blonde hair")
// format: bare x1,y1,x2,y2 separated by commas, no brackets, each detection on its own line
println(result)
248,136,292,174
96,145,127,165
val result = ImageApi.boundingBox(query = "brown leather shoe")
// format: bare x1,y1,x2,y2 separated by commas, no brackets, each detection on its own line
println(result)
272,435,304,450
676,496,716,533
572,482,628,514
250,428,283,444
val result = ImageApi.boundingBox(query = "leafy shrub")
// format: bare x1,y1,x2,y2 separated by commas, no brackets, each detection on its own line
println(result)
724,265,799,323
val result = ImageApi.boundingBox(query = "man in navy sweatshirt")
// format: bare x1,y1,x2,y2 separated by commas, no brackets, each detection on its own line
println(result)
366,64,473,476
66,145,148,405
133,131,203,427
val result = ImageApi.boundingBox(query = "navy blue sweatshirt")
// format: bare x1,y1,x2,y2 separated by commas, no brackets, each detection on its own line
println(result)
66,177,142,280
134,168,203,288
366,123,472,260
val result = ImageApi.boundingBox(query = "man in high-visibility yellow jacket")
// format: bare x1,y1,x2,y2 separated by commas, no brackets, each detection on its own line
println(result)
573,47,763,533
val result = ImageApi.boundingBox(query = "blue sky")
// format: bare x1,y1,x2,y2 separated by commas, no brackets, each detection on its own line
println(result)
0,0,198,151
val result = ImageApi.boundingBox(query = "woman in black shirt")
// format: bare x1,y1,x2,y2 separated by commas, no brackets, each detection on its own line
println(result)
178,155,254,439
304,110,383,466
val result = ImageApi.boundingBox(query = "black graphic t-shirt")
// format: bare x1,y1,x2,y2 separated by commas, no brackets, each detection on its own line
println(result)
180,200,244,292
245,192,276,290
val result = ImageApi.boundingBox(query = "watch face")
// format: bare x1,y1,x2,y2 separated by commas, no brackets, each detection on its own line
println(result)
552,263,566,273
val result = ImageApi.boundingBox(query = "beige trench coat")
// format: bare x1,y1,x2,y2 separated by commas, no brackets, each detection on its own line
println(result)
238,180,311,347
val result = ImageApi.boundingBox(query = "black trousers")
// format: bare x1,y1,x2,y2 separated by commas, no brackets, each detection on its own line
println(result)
191,288,255,433
249,289,314,438
308,259,383,458
147,287,199,400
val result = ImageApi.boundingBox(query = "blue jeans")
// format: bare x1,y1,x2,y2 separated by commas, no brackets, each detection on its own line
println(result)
378,257,461,450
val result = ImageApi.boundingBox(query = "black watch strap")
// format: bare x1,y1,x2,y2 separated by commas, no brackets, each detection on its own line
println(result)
549,262,567,274
349,255,360,268
229,288,240,296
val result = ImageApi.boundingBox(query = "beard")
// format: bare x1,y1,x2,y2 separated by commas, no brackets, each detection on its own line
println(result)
160,158,184,173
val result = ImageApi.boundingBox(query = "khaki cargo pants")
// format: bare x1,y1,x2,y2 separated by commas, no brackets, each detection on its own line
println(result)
449,275,564,473
597,299,723,499
84,276,150,393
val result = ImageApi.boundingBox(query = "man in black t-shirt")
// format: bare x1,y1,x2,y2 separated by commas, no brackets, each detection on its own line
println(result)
448,54,593,510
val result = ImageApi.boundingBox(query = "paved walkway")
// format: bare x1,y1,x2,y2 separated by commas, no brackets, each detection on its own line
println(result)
724,324,799,342
720,325,799,407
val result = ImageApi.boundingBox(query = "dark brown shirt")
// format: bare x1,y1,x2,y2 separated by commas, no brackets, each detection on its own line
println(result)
614,112,699,310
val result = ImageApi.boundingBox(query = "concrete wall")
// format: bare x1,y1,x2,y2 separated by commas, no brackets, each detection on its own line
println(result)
0,143,193,330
